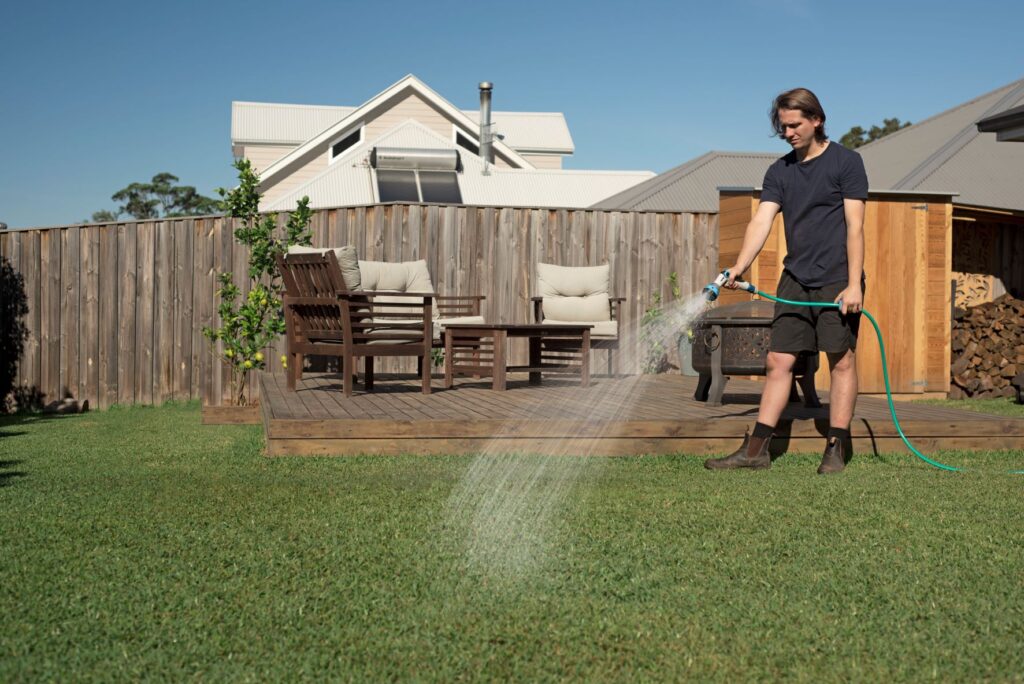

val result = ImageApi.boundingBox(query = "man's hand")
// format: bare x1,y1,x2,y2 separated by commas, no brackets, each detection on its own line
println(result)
835,283,863,315
724,264,745,289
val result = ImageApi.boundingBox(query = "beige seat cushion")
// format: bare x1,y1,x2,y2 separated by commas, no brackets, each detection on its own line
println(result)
433,315,485,339
364,337,422,346
287,244,361,290
542,318,618,339
536,262,611,323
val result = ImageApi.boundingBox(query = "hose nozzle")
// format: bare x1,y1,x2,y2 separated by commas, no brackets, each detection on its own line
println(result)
702,270,755,301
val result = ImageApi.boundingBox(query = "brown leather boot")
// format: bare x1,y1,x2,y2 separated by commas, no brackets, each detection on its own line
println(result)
704,430,772,470
817,437,847,474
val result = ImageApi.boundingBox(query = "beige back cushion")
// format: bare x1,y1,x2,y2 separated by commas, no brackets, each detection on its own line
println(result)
359,259,434,293
286,244,361,290
537,262,611,322
359,260,437,321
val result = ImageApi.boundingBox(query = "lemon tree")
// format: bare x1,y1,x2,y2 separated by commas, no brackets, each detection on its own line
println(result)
202,159,312,405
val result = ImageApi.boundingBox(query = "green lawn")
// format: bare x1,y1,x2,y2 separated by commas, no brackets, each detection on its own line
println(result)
913,395,1024,418
2,403,1023,682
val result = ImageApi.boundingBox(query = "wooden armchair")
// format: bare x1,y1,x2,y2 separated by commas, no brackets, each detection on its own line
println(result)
532,262,623,375
277,252,434,396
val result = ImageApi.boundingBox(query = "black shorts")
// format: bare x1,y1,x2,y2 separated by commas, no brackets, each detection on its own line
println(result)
770,270,864,355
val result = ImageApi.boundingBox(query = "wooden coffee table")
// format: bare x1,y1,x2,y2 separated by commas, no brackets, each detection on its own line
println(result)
443,323,593,391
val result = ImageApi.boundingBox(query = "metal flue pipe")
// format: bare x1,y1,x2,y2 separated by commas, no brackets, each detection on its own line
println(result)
478,81,494,174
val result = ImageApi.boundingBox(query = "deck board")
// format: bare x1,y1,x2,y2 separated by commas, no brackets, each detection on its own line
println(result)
258,372,1024,456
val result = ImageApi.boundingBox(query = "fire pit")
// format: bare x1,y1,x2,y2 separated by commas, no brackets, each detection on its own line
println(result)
691,300,821,407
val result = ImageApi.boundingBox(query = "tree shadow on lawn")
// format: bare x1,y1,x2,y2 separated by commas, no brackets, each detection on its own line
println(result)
0,411,80,487
0,459,26,487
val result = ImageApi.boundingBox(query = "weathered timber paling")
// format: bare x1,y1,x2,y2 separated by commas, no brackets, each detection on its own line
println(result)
1,204,716,406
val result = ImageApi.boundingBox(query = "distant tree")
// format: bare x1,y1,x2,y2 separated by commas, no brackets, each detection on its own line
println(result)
111,182,160,220
89,209,120,223
87,173,220,222
841,118,912,149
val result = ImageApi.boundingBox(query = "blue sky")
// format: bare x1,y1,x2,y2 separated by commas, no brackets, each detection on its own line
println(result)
1,0,1021,227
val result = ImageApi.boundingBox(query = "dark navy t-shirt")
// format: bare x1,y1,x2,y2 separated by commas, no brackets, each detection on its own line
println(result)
760,142,869,287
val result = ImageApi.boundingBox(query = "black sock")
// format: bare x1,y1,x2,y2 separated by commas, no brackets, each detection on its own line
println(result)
752,421,775,439
828,426,851,444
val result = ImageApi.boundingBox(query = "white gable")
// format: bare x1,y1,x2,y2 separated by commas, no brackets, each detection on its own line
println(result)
255,75,536,194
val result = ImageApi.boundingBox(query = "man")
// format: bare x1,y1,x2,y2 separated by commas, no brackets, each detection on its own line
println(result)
704,88,868,474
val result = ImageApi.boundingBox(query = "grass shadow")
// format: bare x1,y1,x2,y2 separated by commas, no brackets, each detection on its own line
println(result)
0,458,26,487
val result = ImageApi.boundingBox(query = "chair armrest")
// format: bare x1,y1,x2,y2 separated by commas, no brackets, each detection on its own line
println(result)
610,297,625,321
436,294,485,317
531,296,544,323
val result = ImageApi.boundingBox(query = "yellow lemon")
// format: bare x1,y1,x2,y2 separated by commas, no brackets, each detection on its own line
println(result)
254,352,264,362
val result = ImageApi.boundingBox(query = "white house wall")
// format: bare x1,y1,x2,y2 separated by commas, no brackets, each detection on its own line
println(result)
260,149,332,208
241,143,299,175
521,154,563,169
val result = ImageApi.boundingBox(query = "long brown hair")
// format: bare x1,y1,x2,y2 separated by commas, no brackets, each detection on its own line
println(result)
770,88,828,142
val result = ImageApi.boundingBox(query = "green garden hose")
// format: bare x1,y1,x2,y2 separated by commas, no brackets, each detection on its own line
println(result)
703,272,1020,474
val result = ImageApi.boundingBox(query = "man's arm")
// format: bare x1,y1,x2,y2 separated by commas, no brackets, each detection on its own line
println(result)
836,198,866,314
725,201,780,287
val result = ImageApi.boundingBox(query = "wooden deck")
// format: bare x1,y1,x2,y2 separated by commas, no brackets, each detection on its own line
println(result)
258,372,1024,456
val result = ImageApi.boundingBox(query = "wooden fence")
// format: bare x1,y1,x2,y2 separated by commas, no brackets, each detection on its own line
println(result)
1,204,718,408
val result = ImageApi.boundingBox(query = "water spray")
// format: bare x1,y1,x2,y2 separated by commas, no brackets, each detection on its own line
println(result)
703,270,1020,474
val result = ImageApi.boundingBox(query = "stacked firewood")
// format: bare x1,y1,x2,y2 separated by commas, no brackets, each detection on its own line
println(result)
949,294,1024,400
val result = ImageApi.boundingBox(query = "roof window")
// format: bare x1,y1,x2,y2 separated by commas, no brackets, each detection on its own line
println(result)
329,126,363,161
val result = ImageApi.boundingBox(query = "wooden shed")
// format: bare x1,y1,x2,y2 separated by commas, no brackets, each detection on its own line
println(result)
716,188,955,397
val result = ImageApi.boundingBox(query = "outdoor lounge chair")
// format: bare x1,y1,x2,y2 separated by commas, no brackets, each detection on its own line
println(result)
532,262,623,375
277,251,435,396
286,245,485,353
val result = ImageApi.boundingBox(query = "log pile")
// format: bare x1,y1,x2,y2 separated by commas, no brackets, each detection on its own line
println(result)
949,294,1024,400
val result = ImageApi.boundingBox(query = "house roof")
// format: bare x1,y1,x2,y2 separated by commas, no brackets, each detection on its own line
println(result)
232,102,356,145
263,120,652,212
255,75,537,194
233,101,575,154
976,102,1024,142
589,151,779,213
857,77,1024,210
460,111,574,153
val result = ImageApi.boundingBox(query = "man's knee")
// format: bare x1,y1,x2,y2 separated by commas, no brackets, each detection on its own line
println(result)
827,349,856,373
766,351,797,375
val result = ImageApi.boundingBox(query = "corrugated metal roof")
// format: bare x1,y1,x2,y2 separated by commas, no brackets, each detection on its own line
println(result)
858,78,1024,210
590,152,779,212
232,102,356,144
459,167,653,209
232,102,574,152
263,120,651,212
463,111,574,153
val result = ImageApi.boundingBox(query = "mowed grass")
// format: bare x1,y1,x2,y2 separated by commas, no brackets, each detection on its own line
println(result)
913,395,1024,418
1,403,1023,682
